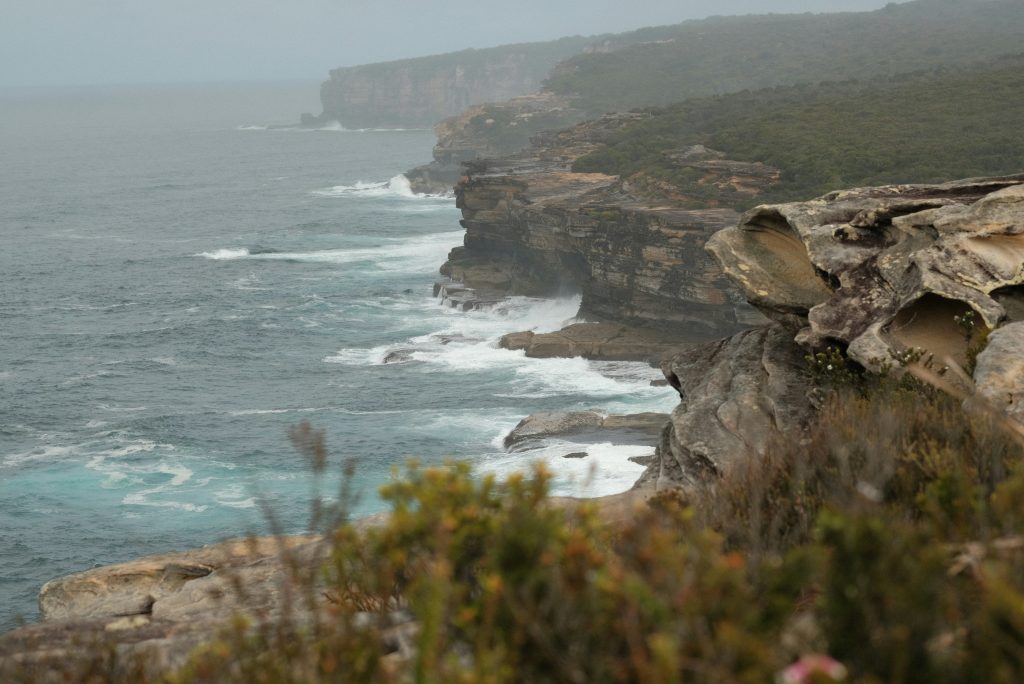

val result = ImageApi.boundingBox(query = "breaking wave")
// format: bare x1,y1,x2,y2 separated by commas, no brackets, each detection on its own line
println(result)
311,174,449,199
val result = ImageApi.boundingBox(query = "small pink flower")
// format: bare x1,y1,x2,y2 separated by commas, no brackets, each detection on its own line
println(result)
777,654,848,684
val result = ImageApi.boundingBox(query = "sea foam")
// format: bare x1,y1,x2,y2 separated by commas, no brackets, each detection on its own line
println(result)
312,174,449,200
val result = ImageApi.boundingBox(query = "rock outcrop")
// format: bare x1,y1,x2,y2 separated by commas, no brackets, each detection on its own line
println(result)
499,322,684,363
707,176,1024,371
406,92,585,194
318,40,593,129
641,174,1024,489
441,115,769,343
974,322,1024,421
503,410,669,450
1,536,325,678
637,325,813,489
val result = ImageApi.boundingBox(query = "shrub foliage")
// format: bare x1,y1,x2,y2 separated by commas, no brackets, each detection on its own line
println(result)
156,375,1024,684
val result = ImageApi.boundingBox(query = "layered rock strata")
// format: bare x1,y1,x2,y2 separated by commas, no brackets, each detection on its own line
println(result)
499,322,684,363
441,115,768,344
644,174,1024,489
708,175,1024,371
318,42,591,129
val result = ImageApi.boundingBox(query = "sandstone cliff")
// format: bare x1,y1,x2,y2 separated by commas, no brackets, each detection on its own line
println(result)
645,174,1024,489
317,38,594,129
439,114,773,347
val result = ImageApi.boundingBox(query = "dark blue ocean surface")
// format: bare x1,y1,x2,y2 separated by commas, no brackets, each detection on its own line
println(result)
0,82,673,629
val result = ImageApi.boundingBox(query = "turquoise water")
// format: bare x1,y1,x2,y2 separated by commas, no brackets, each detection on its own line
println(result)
0,83,674,629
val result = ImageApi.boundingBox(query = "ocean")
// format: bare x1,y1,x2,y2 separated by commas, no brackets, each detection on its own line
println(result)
0,81,675,630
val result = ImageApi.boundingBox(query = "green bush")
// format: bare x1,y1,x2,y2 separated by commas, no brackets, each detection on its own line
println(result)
571,55,1024,206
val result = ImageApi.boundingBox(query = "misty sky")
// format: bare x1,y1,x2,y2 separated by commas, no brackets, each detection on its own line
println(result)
2,0,895,88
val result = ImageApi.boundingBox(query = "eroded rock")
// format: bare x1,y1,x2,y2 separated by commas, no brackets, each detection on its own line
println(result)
974,322,1024,421
707,175,1024,371
636,325,813,489
499,321,690,363
445,116,767,340
38,536,318,622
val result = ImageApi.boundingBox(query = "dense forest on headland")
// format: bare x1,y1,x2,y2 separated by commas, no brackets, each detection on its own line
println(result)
546,0,1024,115
395,0,1024,173
571,55,1024,205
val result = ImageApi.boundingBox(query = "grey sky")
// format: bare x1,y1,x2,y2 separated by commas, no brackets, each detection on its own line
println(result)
2,0,894,88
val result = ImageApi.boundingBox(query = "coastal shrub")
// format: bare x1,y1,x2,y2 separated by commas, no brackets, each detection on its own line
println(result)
16,385,1024,683
170,384,1022,684
701,378,1021,559
175,463,786,683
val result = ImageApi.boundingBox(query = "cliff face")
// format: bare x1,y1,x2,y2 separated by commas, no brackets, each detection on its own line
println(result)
644,174,1024,490
442,115,770,340
319,40,592,129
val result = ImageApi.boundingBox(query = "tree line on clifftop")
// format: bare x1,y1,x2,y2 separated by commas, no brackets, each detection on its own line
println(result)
571,55,1024,206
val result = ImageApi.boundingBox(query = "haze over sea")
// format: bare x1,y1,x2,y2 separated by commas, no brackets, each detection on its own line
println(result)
0,82,673,629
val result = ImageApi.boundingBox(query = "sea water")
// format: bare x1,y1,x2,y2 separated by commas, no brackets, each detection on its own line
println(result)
0,82,676,629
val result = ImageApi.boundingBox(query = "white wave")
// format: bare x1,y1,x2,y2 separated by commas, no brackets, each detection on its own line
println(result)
206,230,462,274
323,344,392,366
239,120,429,134
89,453,208,513
2,444,78,468
323,293,670,409
229,407,331,416
311,174,450,200
198,247,250,260
98,404,148,412
481,441,652,498
317,120,345,131
215,484,257,509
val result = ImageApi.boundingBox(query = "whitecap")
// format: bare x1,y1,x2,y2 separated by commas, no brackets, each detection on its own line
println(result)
233,231,463,274
2,444,78,468
197,248,250,260
480,441,652,498
228,407,331,417
120,462,208,513
215,484,257,509
311,174,452,200
323,345,392,366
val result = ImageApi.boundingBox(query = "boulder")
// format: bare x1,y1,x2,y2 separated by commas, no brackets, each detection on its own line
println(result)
382,349,415,364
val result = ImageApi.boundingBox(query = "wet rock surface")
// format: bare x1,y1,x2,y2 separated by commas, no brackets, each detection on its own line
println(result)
504,410,669,450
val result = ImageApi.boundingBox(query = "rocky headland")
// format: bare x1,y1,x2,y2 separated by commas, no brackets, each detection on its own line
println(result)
4,171,1023,678
433,115,773,361
314,38,597,130
643,175,1024,489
